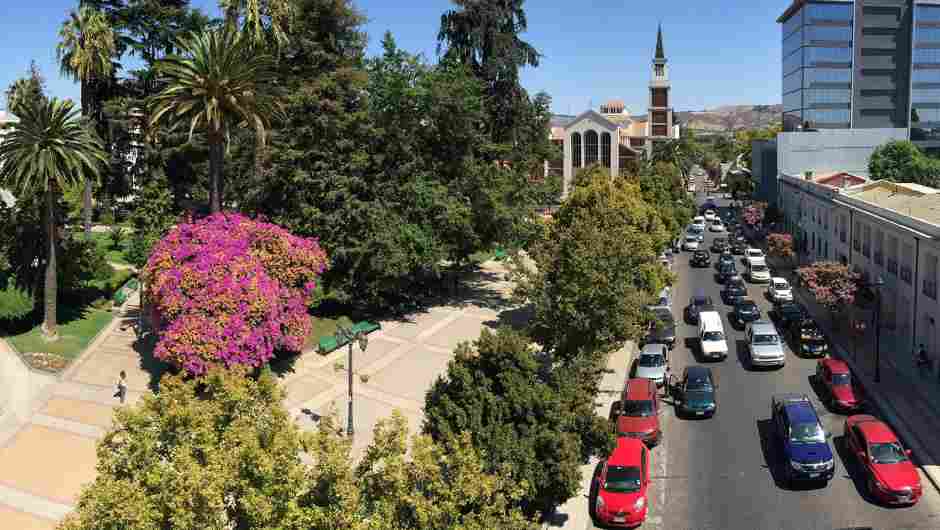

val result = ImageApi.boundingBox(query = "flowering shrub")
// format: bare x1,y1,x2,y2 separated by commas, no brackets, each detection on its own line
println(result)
743,204,764,226
143,213,328,376
766,233,794,260
797,261,860,311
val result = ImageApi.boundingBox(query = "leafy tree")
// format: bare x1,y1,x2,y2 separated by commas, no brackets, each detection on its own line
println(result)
514,166,672,361
424,327,615,518
0,99,107,340
5,61,47,115
797,261,860,312
767,233,794,261
636,161,693,237
150,28,277,213
868,140,940,187
733,124,780,169
726,169,754,199
221,0,295,49
59,367,537,530
126,167,178,268
57,4,118,238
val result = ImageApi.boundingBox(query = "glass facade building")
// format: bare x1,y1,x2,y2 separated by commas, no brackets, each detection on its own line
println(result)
912,3,940,141
781,1,855,131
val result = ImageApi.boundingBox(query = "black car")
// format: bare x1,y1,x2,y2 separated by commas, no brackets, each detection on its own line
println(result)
670,365,717,418
789,318,830,357
732,298,761,324
716,262,738,283
716,253,736,268
721,282,747,305
771,301,808,328
691,250,711,267
646,306,677,350
687,294,715,324
731,241,747,255
711,238,729,253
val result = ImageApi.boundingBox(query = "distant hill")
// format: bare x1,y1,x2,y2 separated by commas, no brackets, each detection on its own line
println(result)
675,104,781,132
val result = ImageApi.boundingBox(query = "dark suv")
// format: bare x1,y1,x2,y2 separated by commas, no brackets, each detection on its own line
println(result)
711,238,729,253
645,306,676,350
691,250,711,267
716,262,737,283
771,394,835,486
721,281,747,305
771,301,808,329
790,318,829,358
732,298,761,324
671,365,717,419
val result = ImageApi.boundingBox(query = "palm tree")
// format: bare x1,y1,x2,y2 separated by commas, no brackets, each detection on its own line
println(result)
57,4,116,238
220,0,295,48
149,29,276,213
0,99,107,340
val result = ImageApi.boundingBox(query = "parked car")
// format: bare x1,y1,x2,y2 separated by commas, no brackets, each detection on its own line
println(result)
686,293,715,324
790,318,829,357
682,235,700,251
716,253,736,268
592,437,651,527
645,306,676,350
815,358,864,411
771,393,835,486
616,378,661,447
721,281,747,305
767,277,793,303
691,250,711,267
731,241,747,255
709,219,726,232
746,320,785,367
704,210,717,222
671,365,717,418
716,262,738,283
771,301,808,328
635,343,669,387
732,298,762,324
844,414,921,505
712,238,729,253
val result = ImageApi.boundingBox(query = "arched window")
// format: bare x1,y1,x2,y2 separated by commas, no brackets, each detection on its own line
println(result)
571,133,582,168
601,133,612,168
585,130,599,166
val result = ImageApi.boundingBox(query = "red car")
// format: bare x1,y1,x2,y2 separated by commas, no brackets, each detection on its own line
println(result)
815,358,864,412
593,437,651,527
844,414,922,505
616,378,661,446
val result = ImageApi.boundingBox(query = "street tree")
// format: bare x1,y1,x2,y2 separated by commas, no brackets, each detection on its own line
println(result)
0,99,107,340
57,4,117,237
5,61,47,116
797,261,860,313
150,28,277,213
767,233,795,262
868,140,940,187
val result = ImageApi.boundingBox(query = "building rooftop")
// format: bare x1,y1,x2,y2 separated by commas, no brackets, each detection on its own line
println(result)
812,172,868,189
777,0,807,23
845,181,940,226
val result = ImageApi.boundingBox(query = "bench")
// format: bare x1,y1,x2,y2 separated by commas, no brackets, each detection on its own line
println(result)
317,321,381,354
494,248,507,261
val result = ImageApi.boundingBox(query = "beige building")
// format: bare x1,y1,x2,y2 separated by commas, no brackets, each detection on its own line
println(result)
780,172,940,357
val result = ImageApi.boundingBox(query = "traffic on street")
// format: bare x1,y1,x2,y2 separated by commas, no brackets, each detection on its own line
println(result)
577,171,940,530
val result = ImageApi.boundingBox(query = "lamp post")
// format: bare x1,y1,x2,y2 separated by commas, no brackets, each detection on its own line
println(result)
335,325,369,437
865,276,885,382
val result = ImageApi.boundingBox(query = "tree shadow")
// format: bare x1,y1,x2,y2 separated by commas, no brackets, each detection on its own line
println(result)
132,331,171,393
483,303,534,332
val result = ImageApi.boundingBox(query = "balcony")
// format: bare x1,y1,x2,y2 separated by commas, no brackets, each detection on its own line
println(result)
901,266,912,284
853,239,860,252
862,244,870,258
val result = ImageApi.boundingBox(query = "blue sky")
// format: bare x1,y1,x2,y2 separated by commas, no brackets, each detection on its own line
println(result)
2,0,786,115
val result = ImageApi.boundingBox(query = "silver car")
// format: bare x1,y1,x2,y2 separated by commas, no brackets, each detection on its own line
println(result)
746,320,785,368
635,343,669,386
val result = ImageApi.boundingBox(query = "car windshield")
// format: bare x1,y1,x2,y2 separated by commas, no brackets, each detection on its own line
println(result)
831,373,851,385
703,331,724,341
687,375,713,390
870,442,909,464
738,302,757,312
639,353,665,367
604,466,642,493
685,236,697,242
622,399,655,417
747,250,763,257
753,333,779,345
774,281,790,290
693,297,709,306
751,265,769,272
790,422,826,444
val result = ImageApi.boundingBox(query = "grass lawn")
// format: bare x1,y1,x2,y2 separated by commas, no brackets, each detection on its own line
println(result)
6,305,114,361
71,230,133,266
305,315,353,350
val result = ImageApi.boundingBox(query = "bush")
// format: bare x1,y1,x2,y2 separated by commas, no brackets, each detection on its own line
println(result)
143,213,328,376
108,224,126,250
0,279,34,321
58,237,112,294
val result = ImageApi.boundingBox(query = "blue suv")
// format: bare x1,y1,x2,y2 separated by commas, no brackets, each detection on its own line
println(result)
771,394,835,486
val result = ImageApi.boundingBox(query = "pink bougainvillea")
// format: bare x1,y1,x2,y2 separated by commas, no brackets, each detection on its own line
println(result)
797,261,860,311
143,213,328,376
743,205,764,226
767,233,795,259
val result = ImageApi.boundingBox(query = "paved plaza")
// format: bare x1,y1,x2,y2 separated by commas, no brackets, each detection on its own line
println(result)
0,260,520,525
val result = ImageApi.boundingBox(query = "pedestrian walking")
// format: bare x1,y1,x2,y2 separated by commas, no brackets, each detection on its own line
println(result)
114,370,128,404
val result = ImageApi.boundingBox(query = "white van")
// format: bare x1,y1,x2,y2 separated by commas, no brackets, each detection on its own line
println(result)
747,257,771,283
698,311,728,360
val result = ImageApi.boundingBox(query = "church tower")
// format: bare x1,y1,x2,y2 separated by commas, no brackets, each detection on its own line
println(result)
647,24,675,152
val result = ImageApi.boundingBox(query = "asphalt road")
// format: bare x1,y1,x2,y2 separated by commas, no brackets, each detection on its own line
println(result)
585,180,940,530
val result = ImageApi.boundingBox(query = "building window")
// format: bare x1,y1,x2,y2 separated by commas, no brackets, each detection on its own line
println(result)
925,254,938,300
874,229,884,266
601,133,611,169
853,221,861,251
584,130,598,166
901,242,914,284
839,215,846,243
862,224,871,258
887,236,899,275
571,133,581,168
655,64,664,77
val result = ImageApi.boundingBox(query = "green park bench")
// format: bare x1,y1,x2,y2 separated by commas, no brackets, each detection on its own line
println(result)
494,248,507,261
317,321,381,354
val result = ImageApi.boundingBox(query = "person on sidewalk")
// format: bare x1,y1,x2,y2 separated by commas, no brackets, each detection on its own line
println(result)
114,370,128,404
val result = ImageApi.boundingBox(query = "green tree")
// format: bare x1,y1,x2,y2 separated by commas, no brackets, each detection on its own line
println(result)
57,4,117,238
5,61,47,116
514,166,672,361
868,140,940,186
423,327,614,518
150,28,277,213
0,99,107,340
726,169,754,199
126,166,178,268
221,0,296,48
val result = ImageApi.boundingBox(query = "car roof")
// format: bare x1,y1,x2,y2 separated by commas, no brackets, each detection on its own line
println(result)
624,378,655,400
785,402,819,424
771,277,788,283
821,358,849,373
640,343,666,355
684,365,711,379
850,415,897,443
750,321,777,334
609,436,644,466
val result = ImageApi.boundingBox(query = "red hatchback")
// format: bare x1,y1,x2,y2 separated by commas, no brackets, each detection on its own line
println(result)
616,378,661,446
593,437,651,528
844,414,922,505
815,358,864,412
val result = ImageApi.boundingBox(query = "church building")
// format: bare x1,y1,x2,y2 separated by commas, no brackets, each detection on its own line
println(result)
559,25,679,196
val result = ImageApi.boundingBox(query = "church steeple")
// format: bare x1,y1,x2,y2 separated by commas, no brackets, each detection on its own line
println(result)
655,23,666,63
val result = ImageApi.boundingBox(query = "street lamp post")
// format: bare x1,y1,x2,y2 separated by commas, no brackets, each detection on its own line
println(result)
866,276,885,383
335,325,369,437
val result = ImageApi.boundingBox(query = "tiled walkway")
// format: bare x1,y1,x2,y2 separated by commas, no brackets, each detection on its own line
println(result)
0,260,521,525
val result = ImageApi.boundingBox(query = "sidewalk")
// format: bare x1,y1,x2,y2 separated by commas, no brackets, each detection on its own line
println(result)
762,250,940,495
